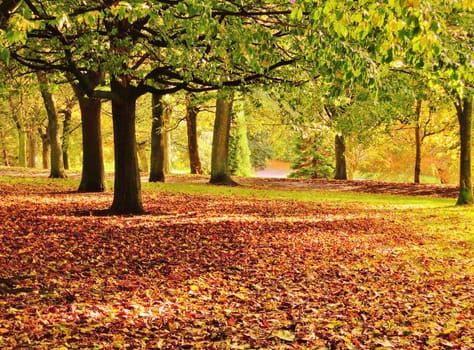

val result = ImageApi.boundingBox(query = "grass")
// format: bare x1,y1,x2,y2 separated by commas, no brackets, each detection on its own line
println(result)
145,181,456,207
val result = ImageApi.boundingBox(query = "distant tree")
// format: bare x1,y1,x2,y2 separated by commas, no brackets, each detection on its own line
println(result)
149,93,171,182
58,95,76,170
334,134,347,180
229,107,253,177
7,90,26,167
289,127,334,179
36,72,65,178
248,131,273,170
185,93,203,175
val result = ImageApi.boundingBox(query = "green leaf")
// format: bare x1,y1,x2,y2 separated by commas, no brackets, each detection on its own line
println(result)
272,330,295,342
290,5,304,22
0,48,10,64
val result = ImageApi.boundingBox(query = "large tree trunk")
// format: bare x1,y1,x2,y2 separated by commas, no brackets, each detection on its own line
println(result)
210,94,237,185
72,72,106,192
78,95,105,192
185,94,203,175
414,99,422,184
455,97,473,205
334,133,347,180
109,80,144,214
36,72,65,178
149,93,166,182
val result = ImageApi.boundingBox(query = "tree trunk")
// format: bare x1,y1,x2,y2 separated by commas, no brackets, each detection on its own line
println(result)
27,126,36,168
109,80,144,214
16,123,26,167
77,95,105,192
185,94,203,175
149,94,171,181
149,93,166,182
61,109,72,170
71,72,106,192
36,72,65,178
334,133,347,180
0,127,10,166
163,106,171,175
8,97,26,167
38,127,50,169
455,97,473,205
137,141,148,173
210,93,237,185
414,99,422,184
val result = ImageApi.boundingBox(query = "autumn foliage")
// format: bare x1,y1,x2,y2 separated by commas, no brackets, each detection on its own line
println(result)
0,177,473,349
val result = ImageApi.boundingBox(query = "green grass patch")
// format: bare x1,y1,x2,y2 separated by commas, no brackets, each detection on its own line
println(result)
144,181,455,208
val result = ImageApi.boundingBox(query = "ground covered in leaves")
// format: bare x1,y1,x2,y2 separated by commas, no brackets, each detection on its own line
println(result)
0,175,473,349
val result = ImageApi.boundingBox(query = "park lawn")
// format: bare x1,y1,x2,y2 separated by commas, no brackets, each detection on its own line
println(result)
0,175,473,349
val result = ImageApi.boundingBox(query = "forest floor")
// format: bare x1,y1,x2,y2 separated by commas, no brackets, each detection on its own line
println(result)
0,168,472,349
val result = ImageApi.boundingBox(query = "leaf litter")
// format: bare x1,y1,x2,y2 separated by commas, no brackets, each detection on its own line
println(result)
0,181,472,349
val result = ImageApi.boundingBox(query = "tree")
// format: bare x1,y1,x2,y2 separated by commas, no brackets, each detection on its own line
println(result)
58,94,76,170
228,101,253,177
149,93,171,183
407,97,456,184
185,93,203,175
72,72,106,192
289,127,334,179
36,72,65,178
334,134,347,180
210,92,236,185
429,3,474,204
7,88,26,167
455,97,473,204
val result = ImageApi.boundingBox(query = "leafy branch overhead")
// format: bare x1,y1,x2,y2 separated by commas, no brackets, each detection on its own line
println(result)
4,1,472,96
3,1,302,98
